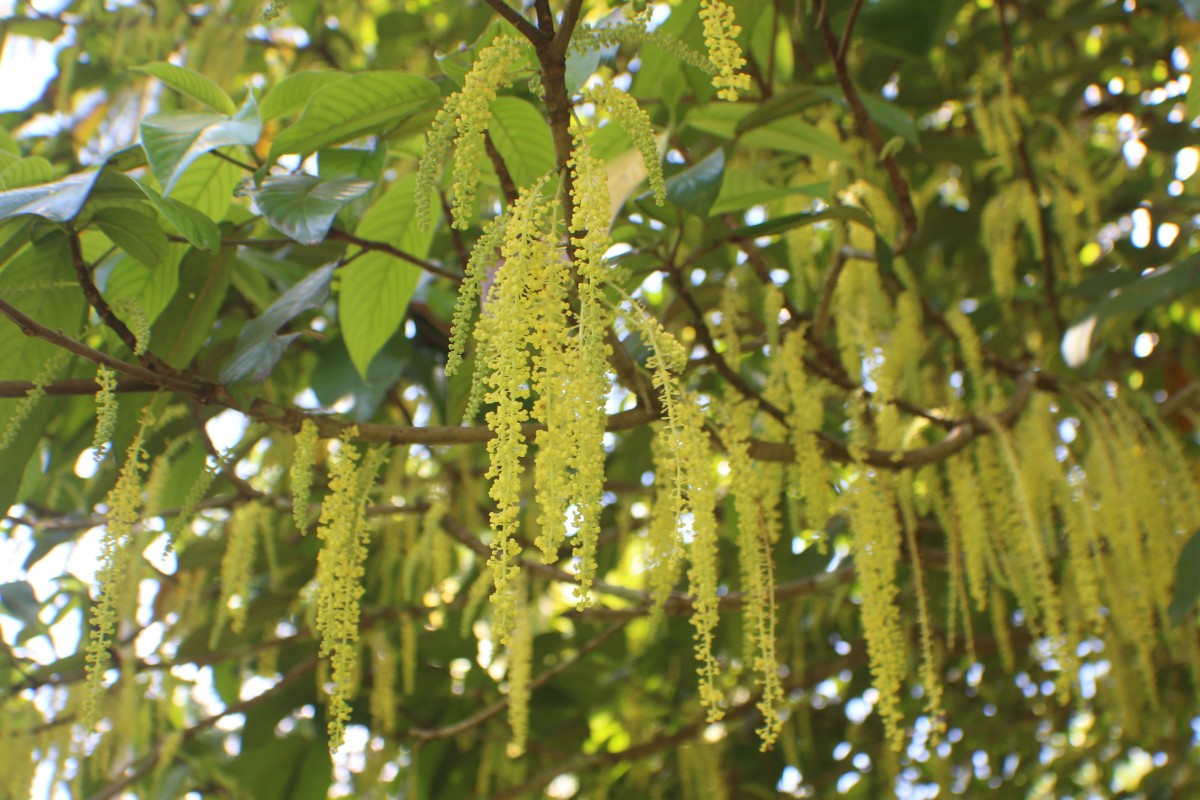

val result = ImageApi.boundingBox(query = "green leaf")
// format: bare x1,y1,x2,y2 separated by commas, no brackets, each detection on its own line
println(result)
221,263,336,384
857,94,920,149
339,173,436,377
665,148,725,217
853,0,969,57
1062,255,1200,368
268,72,438,161
0,169,102,222
1170,529,1200,625
0,233,85,511
92,206,169,269
259,71,351,121
103,244,186,325
154,245,236,369
741,121,849,161
133,62,237,115
132,179,221,252
0,157,53,190
487,96,556,190
247,175,374,246
166,154,243,222
141,95,262,193
725,205,874,239
0,128,18,155
710,171,828,216
228,736,332,800
0,582,41,629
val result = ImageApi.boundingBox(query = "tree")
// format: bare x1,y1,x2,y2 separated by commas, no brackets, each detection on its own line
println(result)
0,0,1198,796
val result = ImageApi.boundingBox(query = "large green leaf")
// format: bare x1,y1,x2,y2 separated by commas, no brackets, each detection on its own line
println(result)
488,96,556,189
221,263,336,384
339,173,436,377
268,72,438,161
140,95,262,193
665,148,725,217
133,62,237,115
247,175,374,246
154,245,236,369
92,206,169,269
725,205,875,239
259,71,351,121
0,169,102,222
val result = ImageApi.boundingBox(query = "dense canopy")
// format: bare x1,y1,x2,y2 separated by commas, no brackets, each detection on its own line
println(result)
1,0,1199,797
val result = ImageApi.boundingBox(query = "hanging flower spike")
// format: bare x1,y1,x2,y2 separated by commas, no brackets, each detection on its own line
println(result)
700,0,752,101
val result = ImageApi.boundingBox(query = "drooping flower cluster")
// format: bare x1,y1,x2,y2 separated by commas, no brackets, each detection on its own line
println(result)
699,0,752,101
416,36,527,230
313,430,386,751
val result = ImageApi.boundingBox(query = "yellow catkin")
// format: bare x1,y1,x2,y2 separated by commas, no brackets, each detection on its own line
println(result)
699,0,752,101
981,182,1041,299
401,613,418,695
472,180,557,644
506,578,532,756
171,449,232,551
369,631,397,735
212,500,266,644
646,427,685,628
780,329,831,534
446,216,505,378
944,308,992,410
583,84,666,205
0,351,68,450
83,408,152,728
846,470,907,750
833,260,890,384
679,398,725,721
945,450,993,614
290,419,319,532
896,473,944,733
314,432,387,751
416,36,526,230
990,425,1073,697
113,297,150,355
723,401,784,748
92,365,118,461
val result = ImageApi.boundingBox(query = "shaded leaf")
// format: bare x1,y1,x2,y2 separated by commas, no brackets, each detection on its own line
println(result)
132,179,221,252
248,174,374,246
154,244,236,369
725,205,874,239
222,263,336,384
665,148,725,217
268,72,437,161
141,95,262,193
133,61,237,115
0,582,41,629
1170,529,1200,625
1062,255,1200,368
92,206,169,269
710,170,828,216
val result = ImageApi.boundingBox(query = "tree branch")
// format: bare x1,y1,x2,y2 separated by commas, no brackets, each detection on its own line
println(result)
481,0,547,44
